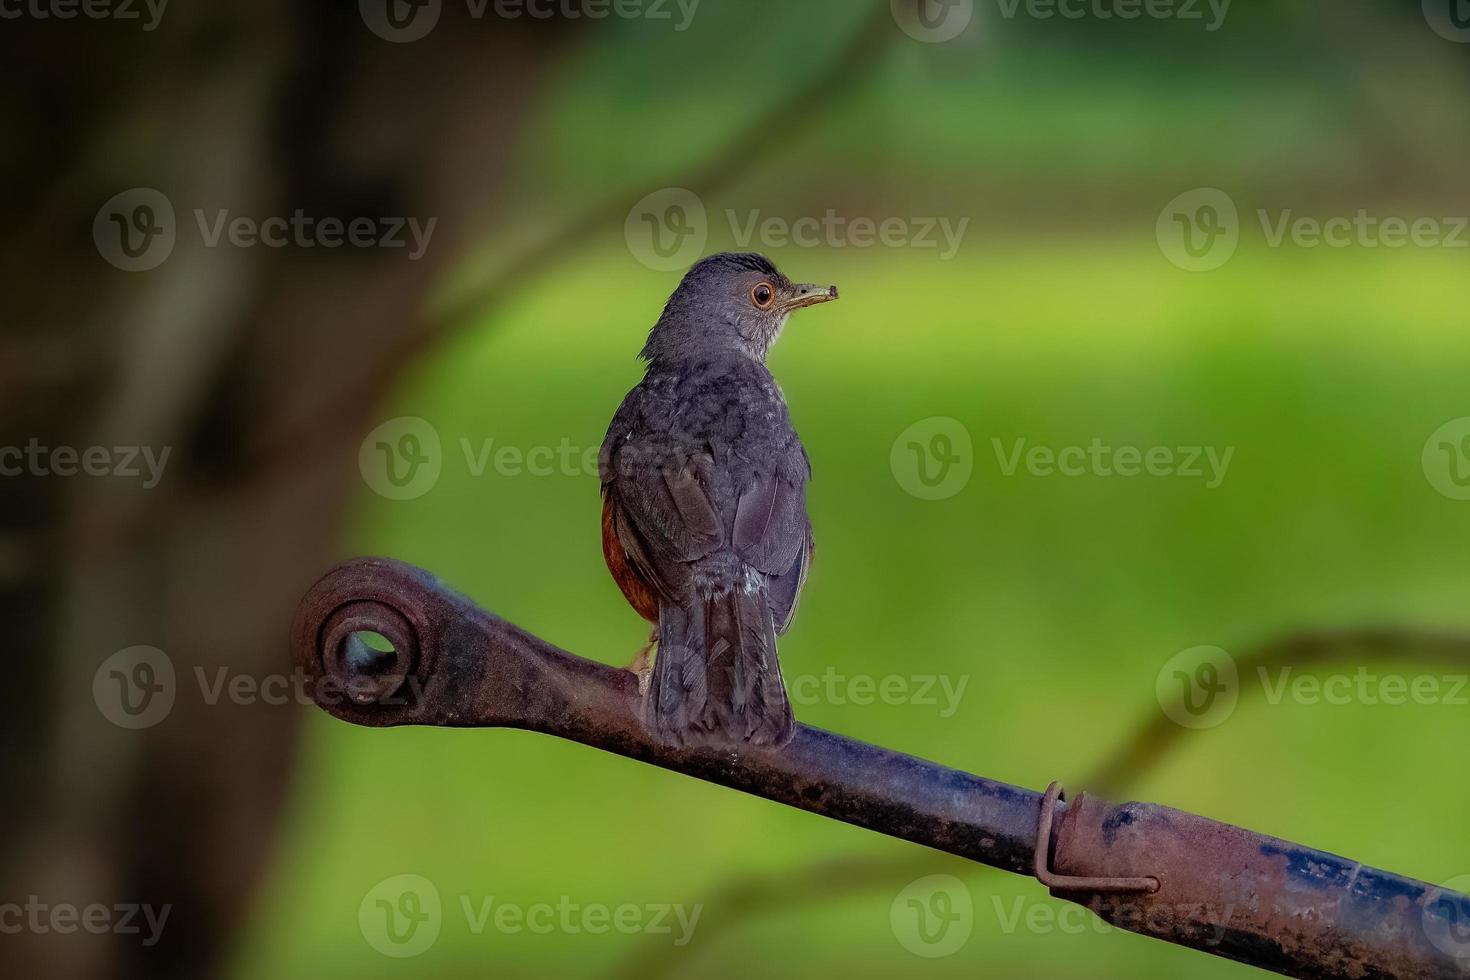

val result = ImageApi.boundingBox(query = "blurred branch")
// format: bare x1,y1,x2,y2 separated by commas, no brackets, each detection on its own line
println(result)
1088,626,1470,795
603,625,1470,980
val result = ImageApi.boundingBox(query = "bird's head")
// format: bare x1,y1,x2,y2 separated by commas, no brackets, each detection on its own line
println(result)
641,252,839,364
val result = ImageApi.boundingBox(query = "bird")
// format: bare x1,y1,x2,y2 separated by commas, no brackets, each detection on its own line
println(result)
599,252,838,749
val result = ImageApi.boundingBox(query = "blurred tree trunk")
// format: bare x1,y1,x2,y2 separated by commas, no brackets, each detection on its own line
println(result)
1,7,576,978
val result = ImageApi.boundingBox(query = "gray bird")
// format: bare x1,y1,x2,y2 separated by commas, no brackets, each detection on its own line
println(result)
599,253,838,748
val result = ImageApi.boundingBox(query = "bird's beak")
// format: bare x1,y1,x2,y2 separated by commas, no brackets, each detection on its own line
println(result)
782,283,840,312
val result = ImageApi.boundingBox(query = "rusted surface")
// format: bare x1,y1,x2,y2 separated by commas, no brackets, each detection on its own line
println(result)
1035,782,1159,894
1051,794,1468,979
292,557,1470,979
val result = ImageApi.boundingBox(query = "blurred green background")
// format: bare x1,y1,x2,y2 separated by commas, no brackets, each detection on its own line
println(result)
234,2,1470,977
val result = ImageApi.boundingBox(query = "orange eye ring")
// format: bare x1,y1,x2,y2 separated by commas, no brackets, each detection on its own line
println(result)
751,282,775,309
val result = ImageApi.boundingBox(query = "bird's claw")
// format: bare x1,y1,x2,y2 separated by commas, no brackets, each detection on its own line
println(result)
625,627,658,698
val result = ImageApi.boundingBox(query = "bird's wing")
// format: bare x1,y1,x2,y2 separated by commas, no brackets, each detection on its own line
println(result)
766,517,813,635
601,491,661,621
602,449,724,602
732,470,807,573
732,452,813,633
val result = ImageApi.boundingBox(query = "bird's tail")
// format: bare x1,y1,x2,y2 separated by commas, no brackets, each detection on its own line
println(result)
646,590,794,749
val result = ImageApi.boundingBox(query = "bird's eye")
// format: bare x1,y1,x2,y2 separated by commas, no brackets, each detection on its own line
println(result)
751,283,775,309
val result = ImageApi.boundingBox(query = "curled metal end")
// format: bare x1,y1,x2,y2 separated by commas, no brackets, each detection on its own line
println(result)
320,600,418,706
290,558,440,724
292,556,646,734
1035,781,1160,895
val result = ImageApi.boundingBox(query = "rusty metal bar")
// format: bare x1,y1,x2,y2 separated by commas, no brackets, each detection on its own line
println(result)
291,557,1470,979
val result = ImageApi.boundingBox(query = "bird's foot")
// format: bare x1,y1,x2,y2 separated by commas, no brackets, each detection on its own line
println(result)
625,626,658,698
